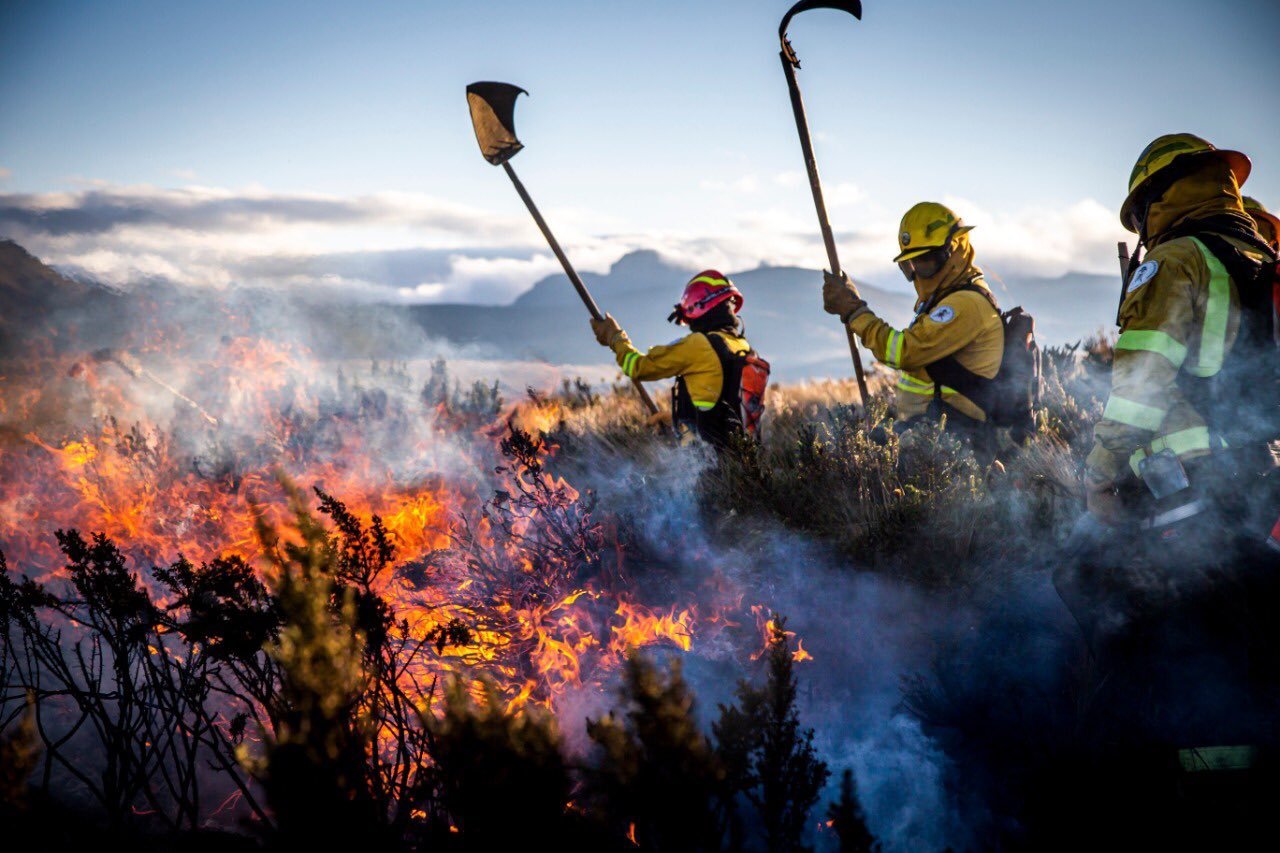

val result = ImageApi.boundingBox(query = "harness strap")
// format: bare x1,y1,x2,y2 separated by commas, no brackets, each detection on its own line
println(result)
922,282,1001,418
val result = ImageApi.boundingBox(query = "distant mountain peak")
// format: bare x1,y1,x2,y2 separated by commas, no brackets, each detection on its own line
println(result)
0,239,95,300
608,249,687,276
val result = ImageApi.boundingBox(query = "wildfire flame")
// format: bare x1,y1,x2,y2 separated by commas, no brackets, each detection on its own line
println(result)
750,606,814,663
0,336,760,718
1,329,820,807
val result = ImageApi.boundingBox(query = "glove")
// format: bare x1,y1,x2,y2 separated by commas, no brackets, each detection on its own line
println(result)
591,314,623,347
822,270,867,323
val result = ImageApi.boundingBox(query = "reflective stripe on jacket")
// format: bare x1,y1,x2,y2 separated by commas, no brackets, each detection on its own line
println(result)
1085,235,1253,485
609,330,749,411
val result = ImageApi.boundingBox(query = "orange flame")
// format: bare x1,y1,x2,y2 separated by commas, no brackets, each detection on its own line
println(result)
0,335,760,729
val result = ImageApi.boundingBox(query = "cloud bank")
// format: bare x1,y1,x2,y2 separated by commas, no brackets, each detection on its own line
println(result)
0,179,1129,304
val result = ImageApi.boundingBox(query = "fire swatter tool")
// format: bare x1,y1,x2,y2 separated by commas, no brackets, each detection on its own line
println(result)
91,348,220,426
465,82,659,415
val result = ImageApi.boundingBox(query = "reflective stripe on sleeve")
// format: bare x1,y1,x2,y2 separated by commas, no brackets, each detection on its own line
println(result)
885,330,904,368
896,375,955,396
1188,237,1230,378
621,352,640,378
1115,329,1188,368
1101,395,1166,431
1128,426,1224,477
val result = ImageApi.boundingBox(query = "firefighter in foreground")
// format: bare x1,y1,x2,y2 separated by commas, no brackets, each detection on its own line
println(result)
1063,133,1280,809
590,271,769,448
822,202,1037,456
1083,134,1277,557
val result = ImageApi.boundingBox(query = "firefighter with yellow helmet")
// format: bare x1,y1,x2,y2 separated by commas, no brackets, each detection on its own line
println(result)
1061,133,1280,789
1243,196,1280,250
822,202,1008,450
1084,133,1278,541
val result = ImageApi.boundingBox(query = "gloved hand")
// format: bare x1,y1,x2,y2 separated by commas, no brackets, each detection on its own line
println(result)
822,270,867,323
591,313,623,347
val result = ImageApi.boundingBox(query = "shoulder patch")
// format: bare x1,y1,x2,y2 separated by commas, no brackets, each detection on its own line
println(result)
928,305,956,324
1126,260,1159,295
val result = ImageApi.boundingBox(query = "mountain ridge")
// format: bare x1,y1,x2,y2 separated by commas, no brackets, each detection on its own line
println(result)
0,241,1118,380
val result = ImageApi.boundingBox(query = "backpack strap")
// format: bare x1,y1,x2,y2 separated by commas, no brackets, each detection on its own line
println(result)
698,331,748,446
920,282,1004,421
948,280,1000,311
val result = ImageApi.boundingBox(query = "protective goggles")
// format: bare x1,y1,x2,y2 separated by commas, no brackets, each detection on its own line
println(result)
898,245,950,282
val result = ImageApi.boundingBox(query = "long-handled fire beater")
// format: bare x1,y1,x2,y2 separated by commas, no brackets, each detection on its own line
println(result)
776,0,871,409
465,82,659,416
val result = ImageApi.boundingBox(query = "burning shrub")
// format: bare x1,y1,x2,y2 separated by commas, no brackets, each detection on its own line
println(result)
580,619,845,853
244,481,387,850
420,357,503,426
0,529,261,832
153,554,280,664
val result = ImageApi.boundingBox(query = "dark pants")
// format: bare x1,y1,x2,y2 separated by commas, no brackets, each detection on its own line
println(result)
1065,469,1280,749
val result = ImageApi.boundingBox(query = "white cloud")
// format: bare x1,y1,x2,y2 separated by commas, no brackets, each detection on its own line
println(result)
699,175,762,194
825,182,867,208
397,282,448,300
0,179,1130,303
942,196,1126,277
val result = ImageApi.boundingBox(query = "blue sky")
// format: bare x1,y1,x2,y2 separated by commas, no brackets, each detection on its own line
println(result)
2,0,1278,302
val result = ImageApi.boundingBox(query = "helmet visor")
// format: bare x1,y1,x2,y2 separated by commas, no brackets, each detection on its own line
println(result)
898,246,949,282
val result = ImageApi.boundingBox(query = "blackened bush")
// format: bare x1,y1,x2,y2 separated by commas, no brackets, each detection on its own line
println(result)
826,769,877,853
715,617,830,853
588,654,727,851
424,678,601,848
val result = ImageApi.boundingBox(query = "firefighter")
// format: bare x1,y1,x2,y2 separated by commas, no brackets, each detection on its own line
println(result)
1243,196,1279,250
1084,134,1277,542
1072,133,1280,807
822,202,1005,450
590,270,768,448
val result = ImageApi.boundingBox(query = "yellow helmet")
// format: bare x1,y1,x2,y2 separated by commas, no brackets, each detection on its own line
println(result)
893,202,974,263
1243,196,1280,243
1121,133,1251,232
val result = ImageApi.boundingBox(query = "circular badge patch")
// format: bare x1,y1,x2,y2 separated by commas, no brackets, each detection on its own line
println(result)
929,305,956,324
900,231,912,247
1127,260,1160,295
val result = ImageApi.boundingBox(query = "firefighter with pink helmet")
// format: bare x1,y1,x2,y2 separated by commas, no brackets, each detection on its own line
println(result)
591,270,770,447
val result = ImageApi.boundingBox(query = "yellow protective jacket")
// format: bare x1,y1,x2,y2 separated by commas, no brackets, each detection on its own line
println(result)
847,234,1004,421
609,328,750,412
1085,160,1265,487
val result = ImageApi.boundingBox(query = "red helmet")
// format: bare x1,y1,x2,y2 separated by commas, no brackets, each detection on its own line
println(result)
668,270,744,325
